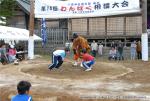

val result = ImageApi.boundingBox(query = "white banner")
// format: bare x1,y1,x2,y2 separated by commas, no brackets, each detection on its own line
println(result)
35,0,140,18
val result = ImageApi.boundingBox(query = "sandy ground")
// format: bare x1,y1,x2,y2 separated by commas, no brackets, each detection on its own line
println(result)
0,57,150,101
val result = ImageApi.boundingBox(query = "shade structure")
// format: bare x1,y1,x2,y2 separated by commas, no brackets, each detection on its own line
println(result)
0,26,42,41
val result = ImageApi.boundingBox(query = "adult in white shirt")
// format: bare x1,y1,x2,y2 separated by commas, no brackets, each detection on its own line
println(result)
91,40,98,57
98,43,103,56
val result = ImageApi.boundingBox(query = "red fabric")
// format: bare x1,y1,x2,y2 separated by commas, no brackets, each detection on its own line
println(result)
8,49,16,55
74,54,79,60
82,53,94,61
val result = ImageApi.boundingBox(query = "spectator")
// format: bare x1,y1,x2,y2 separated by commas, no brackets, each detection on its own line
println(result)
11,81,32,101
16,45,25,61
117,41,124,60
136,41,142,59
108,47,117,60
111,41,117,49
8,45,18,63
130,41,137,60
91,40,98,57
0,43,8,65
65,41,71,52
98,42,103,56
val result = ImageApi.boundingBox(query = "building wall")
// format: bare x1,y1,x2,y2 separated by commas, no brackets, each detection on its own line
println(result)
126,16,142,35
89,18,105,36
7,10,26,29
71,16,142,38
107,17,124,35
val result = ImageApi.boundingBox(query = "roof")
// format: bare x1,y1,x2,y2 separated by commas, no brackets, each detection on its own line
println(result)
16,0,30,14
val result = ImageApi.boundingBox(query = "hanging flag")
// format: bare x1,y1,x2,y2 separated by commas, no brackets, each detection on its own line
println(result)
41,18,47,47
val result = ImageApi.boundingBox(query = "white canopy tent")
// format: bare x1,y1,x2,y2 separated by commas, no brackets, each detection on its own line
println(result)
0,26,42,59
0,26,42,41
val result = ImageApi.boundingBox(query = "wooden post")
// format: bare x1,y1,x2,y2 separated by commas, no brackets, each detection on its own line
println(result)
123,17,126,36
141,0,148,61
68,18,71,40
29,0,34,36
28,0,35,59
105,17,107,36
105,17,107,47
142,0,147,33
87,18,89,35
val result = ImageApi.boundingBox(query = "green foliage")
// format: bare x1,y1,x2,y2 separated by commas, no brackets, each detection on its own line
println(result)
0,0,16,17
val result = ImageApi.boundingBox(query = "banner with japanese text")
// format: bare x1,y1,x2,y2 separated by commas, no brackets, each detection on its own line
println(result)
35,0,140,18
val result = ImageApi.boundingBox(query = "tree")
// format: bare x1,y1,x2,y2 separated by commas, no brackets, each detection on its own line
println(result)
0,0,16,17
0,0,16,25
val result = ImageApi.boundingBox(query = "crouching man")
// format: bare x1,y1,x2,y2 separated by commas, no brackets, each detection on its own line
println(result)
48,48,70,70
81,49,95,71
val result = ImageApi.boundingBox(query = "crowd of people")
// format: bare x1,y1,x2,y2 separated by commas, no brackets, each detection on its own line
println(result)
0,42,25,65
90,40,142,61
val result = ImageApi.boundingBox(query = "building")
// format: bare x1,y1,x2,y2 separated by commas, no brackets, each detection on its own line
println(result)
7,0,146,52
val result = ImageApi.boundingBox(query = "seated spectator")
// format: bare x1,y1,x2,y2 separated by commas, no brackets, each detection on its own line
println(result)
11,81,32,101
108,47,117,60
8,45,18,63
16,45,25,61
0,43,8,65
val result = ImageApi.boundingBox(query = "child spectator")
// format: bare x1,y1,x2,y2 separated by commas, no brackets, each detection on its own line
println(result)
48,48,69,70
108,47,117,60
8,45,18,63
11,81,32,101
81,49,95,71
98,42,103,56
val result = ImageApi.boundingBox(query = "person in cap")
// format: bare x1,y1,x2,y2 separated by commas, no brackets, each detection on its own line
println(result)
72,33,90,66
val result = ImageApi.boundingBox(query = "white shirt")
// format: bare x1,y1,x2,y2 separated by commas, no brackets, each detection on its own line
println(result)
91,42,98,50
98,45,103,50
53,50,66,60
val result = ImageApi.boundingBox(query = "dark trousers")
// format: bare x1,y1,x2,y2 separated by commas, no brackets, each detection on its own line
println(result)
137,52,142,59
92,50,97,57
108,55,117,60
118,51,124,60
0,56,8,65
49,55,63,70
